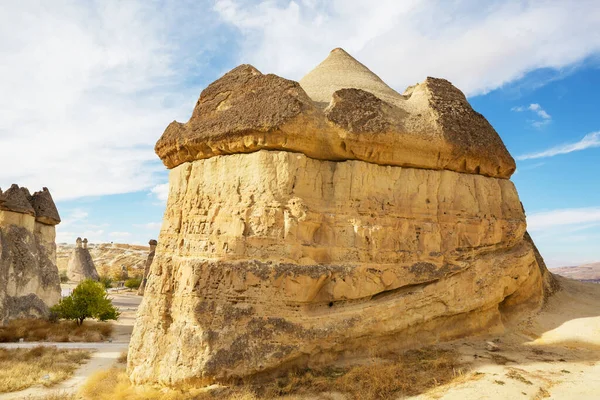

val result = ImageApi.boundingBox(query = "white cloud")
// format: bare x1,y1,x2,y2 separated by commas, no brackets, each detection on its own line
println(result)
56,229,105,244
3,1,600,203
0,1,221,201
134,222,163,231
516,131,600,160
527,207,600,266
214,0,600,96
150,183,170,202
527,207,600,232
513,103,552,127
109,231,132,238
58,208,89,228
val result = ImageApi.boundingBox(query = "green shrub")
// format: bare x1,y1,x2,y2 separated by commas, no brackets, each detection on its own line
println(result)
124,277,142,290
59,271,69,283
51,280,120,326
98,276,113,289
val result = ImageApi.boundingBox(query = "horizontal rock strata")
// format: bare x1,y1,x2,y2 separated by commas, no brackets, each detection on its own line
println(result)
129,48,555,386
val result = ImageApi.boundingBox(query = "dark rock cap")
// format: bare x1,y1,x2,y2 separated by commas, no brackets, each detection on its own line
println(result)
29,187,61,226
154,48,516,179
149,239,158,246
0,184,35,216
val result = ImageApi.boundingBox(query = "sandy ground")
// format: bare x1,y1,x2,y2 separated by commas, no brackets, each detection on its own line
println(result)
0,291,141,400
410,277,600,400
2,277,600,399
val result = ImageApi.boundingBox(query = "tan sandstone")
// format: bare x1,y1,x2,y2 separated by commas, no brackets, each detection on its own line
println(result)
67,237,99,282
137,239,157,296
0,185,62,323
128,49,556,386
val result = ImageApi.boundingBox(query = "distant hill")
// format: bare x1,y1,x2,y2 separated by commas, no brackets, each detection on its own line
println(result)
57,242,150,273
550,262,600,283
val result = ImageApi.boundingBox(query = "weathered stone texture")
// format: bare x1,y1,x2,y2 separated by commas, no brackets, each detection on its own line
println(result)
155,49,515,179
137,239,157,296
129,48,555,386
67,237,99,282
0,185,61,324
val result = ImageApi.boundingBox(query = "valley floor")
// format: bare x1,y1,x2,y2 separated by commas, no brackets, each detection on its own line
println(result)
0,291,141,400
411,277,600,400
1,277,599,399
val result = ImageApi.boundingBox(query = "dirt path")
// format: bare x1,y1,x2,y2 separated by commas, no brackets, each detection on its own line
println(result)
0,291,141,400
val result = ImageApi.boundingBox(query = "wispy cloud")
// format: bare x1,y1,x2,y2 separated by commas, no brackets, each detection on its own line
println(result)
3,1,600,203
150,183,169,202
528,103,551,119
0,1,225,200
109,231,132,238
516,131,600,160
527,207,600,231
512,103,552,127
134,222,163,231
527,209,600,267
215,0,600,96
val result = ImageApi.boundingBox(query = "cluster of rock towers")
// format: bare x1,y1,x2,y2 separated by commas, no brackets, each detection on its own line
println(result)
0,185,62,323
128,48,557,386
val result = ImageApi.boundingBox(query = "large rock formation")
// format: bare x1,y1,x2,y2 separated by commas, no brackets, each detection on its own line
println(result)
67,237,99,282
129,48,556,386
137,239,157,296
0,185,62,324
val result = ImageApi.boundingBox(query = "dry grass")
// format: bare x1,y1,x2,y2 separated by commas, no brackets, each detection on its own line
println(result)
0,346,91,393
39,393,77,400
0,319,113,342
259,348,466,399
79,347,468,400
117,351,128,364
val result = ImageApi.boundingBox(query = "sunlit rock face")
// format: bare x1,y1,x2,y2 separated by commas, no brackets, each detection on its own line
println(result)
0,185,61,324
128,48,556,386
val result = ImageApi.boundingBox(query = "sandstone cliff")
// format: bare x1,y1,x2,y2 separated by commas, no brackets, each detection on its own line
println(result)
67,237,99,282
0,185,61,324
129,48,556,386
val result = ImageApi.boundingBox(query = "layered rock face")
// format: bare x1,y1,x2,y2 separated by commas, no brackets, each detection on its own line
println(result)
129,48,556,385
0,185,62,324
137,239,157,296
67,237,99,282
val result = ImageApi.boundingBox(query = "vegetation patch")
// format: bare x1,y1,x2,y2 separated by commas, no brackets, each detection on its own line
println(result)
80,348,471,400
52,279,120,326
125,277,142,290
0,318,113,342
0,346,90,393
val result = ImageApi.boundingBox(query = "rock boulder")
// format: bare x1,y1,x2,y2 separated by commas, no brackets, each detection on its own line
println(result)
129,48,556,386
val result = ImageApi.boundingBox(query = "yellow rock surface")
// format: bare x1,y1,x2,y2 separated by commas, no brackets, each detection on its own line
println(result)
129,151,549,385
129,48,554,386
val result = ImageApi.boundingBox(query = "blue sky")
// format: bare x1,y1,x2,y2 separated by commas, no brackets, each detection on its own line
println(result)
1,1,599,267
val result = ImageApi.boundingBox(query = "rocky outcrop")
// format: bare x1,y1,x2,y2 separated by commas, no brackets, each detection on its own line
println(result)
0,185,61,324
129,48,556,386
137,239,157,296
67,237,99,282
155,49,515,179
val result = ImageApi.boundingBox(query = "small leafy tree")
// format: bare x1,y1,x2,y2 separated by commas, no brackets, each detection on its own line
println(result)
124,277,142,290
51,279,120,326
